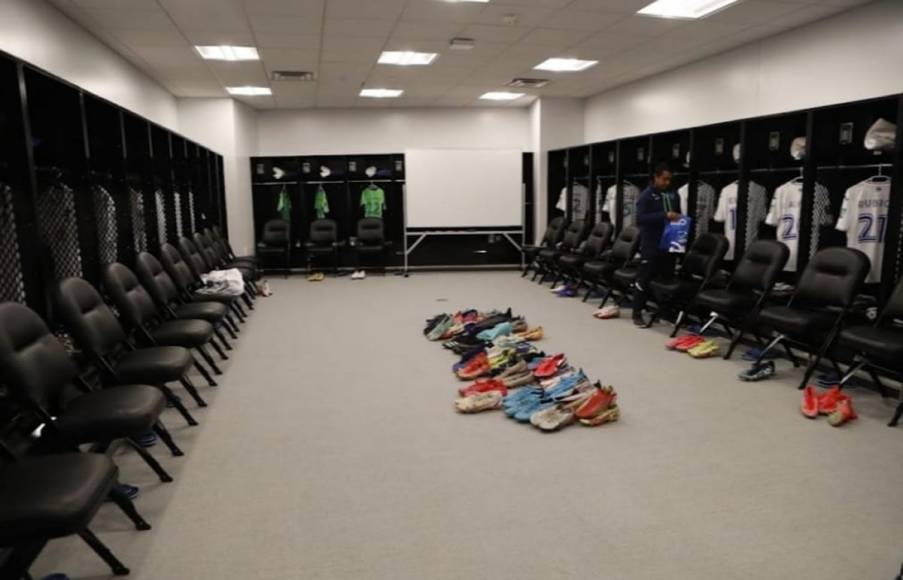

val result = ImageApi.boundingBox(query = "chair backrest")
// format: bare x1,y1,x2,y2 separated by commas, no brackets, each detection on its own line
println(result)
102,262,159,328
211,226,223,241
611,227,641,262
309,219,337,245
357,218,384,244
795,247,870,308
193,232,220,269
880,277,903,323
203,230,229,262
560,220,590,250
179,237,210,278
262,219,290,245
680,233,728,280
159,243,198,290
730,240,790,293
0,302,77,411
53,277,127,356
582,222,613,257
542,217,567,247
135,251,180,307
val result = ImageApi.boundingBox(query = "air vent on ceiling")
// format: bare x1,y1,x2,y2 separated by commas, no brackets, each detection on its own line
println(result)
271,70,316,82
508,78,549,89
449,37,475,51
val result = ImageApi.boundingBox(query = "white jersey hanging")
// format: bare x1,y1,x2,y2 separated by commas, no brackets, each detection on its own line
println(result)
714,181,767,260
571,183,589,221
677,181,716,237
765,180,832,271
602,183,639,229
836,178,891,283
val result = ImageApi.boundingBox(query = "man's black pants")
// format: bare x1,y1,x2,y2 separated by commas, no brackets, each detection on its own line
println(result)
632,251,676,318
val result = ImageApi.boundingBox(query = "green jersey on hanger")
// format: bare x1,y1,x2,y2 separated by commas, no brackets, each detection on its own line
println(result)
314,187,329,219
360,186,386,219
276,186,292,221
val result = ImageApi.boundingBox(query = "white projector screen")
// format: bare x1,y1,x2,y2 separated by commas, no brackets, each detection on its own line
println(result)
405,148,523,228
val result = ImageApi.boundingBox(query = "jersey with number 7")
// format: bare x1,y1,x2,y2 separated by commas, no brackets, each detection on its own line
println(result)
835,179,891,284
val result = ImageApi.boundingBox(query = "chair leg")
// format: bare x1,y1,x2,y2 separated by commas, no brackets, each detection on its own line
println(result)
192,353,220,385
179,376,208,407
152,421,183,457
889,397,903,427
229,303,246,322
549,271,562,288
215,328,233,351
670,310,686,338
783,342,801,368
209,338,229,361
126,438,173,483
754,334,784,366
159,384,198,426
583,281,597,303
107,484,152,531
234,302,248,318
79,529,131,576
797,338,835,390
598,288,612,309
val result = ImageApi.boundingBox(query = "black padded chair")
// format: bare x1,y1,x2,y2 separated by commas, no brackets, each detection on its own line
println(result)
54,277,205,426
646,233,729,335
581,226,641,305
180,236,255,309
691,240,789,359
306,219,340,274
103,262,226,386
257,219,291,277
355,218,387,273
204,227,257,272
0,453,137,577
135,251,238,343
195,231,257,285
554,222,613,288
537,220,589,284
159,243,248,322
754,247,870,389
523,217,566,278
0,302,182,483
836,278,903,426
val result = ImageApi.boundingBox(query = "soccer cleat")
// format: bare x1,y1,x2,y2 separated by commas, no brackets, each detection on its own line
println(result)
501,370,536,389
688,340,720,358
593,305,620,319
738,361,775,382
741,348,778,362
800,385,819,419
455,392,503,414
477,321,514,342
515,326,544,341
674,335,705,352
827,397,857,427
533,353,567,378
817,385,845,415
574,384,617,420
549,284,568,293
579,404,620,427
459,379,508,397
666,335,702,350
556,286,577,298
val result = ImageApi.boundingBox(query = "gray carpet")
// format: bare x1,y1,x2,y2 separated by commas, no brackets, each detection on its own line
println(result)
31,272,903,580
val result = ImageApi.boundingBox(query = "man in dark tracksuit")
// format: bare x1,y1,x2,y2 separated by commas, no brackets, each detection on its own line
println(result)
633,162,681,327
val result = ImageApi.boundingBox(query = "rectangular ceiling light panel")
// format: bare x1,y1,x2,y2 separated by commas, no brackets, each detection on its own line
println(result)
638,0,742,19
378,51,438,66
534,58,598,72
196,45,259,61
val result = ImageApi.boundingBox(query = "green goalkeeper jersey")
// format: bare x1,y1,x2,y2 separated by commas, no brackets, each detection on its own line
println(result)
360,186,385,219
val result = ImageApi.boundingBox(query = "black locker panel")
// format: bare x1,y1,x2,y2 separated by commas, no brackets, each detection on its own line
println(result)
123,112,156,254
150,125,175,245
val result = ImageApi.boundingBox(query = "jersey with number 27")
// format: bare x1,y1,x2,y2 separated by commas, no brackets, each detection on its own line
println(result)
836,179,891,284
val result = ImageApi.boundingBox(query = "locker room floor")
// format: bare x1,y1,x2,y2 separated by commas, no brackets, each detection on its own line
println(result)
31,272,903,580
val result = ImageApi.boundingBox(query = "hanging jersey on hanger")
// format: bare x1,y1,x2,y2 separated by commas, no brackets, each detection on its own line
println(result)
836,178,891,283
602,183,639,229
360,186,386,219
556,186,567,213
314,186,329,219
765,180,832,271
276,186,292,221
714,181,767,260
571,183,589,221
677,181,716,237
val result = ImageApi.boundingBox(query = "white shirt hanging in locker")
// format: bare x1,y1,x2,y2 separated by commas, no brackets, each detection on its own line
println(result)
714,181,767,260
677,181,716,238
571,183,589,221
601,183,640,229
556,186,567,212
835,178,891,284
765,180,832,272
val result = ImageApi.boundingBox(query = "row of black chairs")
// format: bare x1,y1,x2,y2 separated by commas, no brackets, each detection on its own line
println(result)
0,227,259,578
258,217,389,276
524,218,903,426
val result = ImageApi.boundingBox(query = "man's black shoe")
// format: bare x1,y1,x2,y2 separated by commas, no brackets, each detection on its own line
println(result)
632,313,646,327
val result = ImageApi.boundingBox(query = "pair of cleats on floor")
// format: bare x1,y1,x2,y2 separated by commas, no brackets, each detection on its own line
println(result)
801,385,857,426
665,334,720,358
549,284,577,298
306,271,326,282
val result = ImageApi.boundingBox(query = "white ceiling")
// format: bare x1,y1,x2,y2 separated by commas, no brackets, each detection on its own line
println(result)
48,0,873,110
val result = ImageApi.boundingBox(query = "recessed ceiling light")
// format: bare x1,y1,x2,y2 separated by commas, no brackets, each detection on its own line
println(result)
360,88,404,98
378,51,438,66
480,91,525,101
196,45,259,61
226,86,271,96
638,0,742,19
534,58,598,72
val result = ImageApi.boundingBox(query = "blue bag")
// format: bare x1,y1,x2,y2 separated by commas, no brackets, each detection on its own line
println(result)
659,194,692,253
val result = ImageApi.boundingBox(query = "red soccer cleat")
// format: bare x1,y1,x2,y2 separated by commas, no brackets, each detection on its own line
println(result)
817,385,845,415
574,385,617,420
800,385,819,419
459,379,508,397
533,354,567,378
828,397,857,427
674,335,705,352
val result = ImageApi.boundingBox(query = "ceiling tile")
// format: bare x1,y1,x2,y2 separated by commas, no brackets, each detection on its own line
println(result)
248,14,321,36
543,8,625,31
326,0,407,21
390,20,466,42
473,5,555,27
323,18,395,39
243,0,324,16
256,34,321,50
401,0,486,24
110,28,189,48
458,24,532,44
321,36,386,64
207,60,269,85
598,14,683,38
81,8,172,30
708,0,810,26
518,27,593,47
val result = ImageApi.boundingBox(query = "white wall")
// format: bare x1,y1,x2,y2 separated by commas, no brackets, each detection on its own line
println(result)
0,0,179,130
585,0,903,143
257,108,531,155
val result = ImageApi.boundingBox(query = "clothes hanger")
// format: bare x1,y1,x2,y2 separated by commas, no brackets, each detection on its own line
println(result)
867,164,891,183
